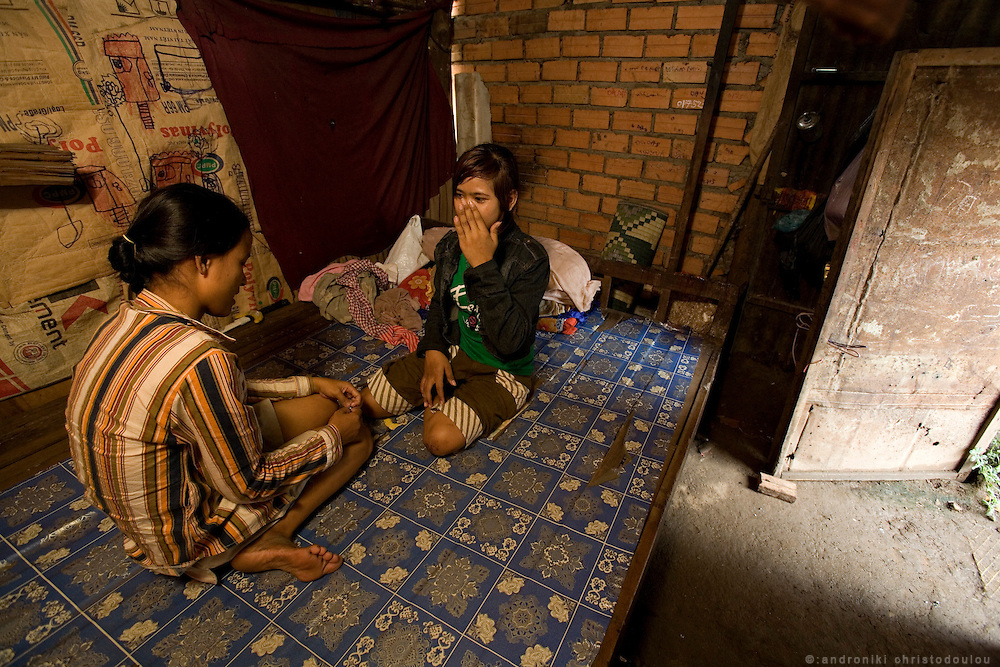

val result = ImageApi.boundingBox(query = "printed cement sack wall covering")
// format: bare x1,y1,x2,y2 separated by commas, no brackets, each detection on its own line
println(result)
0,0,290,399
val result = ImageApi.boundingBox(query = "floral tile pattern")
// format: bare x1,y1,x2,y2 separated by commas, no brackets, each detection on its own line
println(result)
0,314,700,665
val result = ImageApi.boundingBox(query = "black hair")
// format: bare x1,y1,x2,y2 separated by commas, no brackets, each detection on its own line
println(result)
108,183,250,294
453,143,520,226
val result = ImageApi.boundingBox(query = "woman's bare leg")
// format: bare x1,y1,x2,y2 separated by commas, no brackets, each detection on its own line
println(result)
423,410,467,457
231,393,373,581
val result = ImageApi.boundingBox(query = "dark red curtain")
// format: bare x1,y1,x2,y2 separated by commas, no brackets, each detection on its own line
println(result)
177,0,455,286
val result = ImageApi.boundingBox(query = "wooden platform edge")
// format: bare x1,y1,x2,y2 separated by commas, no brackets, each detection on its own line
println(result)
758,472,798,503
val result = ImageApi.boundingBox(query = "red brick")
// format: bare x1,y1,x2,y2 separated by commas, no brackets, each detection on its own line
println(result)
519,201,547,221
542,60,578,81
628,6,674,30
573,109,611,129
719,89,762,113
612,111,653,133
453,17,476,41
747,32,780,57
692,33,736,58
492,124,522,143
619,180,656,201
714,143,750,165
605,157,643,178
534,148,569,168
532,185,565,205
475,64,507,82
491,104,504,124
489,85,519,104
656,184,684,205
591,131,630,152
555,128,591,149
525,37,560,59
563,35,601,57
586,8,627,31
580,61,619,82
737,3,778,29
464,42,492,61
508,62,541,81
699,190,738,213
568,151,605,172
681,256,704,275
630,88,672,109
672,139,694,160
672,87,706,110
701,165,729,187
592,235,607,253
592,87,630,108
521,84,553,104
538,106,572,126
632,136,671,158
600,197,620,215
582,174,618,195
723,61,761,86
547,207,581,226
692,212,720,235
493,39,524,60
534,0,563,9
548,9,585,31
478,16,510,37
460,0,498,15
654,112,697,135
452,63,474,75
553,84,590,104
528,221,559,238
580,212,611,232
675,4,723,30
547,169,580,189
567,191,602,212
710,115,747,141
646,34,689,58
559,227,593,250
498,0,531,10
510,10,548,33
620,61,661,83
522,126,555,145
644,160,686,182
662,61,708,84
506,105,537,124
603,35,644,59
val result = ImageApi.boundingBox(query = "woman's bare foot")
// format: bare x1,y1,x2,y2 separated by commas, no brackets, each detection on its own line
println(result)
230,532,342,581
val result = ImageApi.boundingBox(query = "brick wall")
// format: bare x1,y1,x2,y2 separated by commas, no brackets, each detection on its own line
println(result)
452,0,786,276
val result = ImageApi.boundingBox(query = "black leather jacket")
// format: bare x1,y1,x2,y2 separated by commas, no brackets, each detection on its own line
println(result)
417,221,549,364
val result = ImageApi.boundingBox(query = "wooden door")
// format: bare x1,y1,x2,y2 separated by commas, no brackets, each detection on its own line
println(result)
775,48,1000,480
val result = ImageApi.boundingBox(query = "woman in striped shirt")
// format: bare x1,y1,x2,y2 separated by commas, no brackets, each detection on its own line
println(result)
66,184,372,584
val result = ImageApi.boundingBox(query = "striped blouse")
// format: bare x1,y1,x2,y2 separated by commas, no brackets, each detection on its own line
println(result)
66,290,342,578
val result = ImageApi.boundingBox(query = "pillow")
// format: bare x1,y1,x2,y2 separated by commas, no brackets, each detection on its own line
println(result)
421,227,450,260
398,266,435,309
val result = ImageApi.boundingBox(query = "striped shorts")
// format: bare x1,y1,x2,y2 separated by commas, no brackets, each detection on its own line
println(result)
366,347,531,446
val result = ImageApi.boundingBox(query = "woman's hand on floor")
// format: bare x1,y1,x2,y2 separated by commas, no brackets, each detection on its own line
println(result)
310,377,361,409
420,349,455,409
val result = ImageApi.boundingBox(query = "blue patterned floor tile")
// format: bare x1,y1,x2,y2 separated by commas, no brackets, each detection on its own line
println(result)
407,539,505,631
311,322,365,349
223,567,312,619
393,470,476,533
0,539,34,598
130,585,269,666
605,385,664,422
8,500,114,576
536,397,601,438
348,450,424,507
274,568,391,664
228,623,330,667
345,510,440,594
642,423,678,462
12,612,129,667
276,338,338,370
486,456,560,514
666,372,695,402
559,373,615,408
626,456,665,503
534,341,587,369
653,397,686,431
566,440,633,494
428,444,507,491
484,416,535,452
575,351,627,383
675,351,699,379
380,415,437,466
532,364,574,395
468,571,576,665
86,572,211,652
553,603,611,667
447,493,534,566
608,316,650,341
512,422,582,472
305,351,370,379
42,531,143,610
0,578,83,660
333,597,462,667
509,519,602,600
244,357,299,380
300,487,382,554
0,465,82,536
581,544,633,616
606,496,651,552
542,474,623,543
619,360,674,396
442,636,517,667
342,336,402,365
591,332,638,361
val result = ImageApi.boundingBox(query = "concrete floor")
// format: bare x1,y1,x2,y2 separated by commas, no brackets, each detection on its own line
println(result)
616,439,1000,666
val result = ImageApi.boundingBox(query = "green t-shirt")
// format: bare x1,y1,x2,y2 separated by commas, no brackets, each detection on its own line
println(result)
451,254,534,376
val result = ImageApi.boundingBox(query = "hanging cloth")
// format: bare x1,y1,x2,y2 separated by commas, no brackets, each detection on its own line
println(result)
176,0,455,286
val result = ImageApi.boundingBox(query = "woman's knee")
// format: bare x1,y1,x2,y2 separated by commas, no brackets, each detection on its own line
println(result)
422,416,465,457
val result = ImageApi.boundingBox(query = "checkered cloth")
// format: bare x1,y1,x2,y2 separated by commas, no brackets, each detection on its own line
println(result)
601,202,667,310
336,260,420,351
